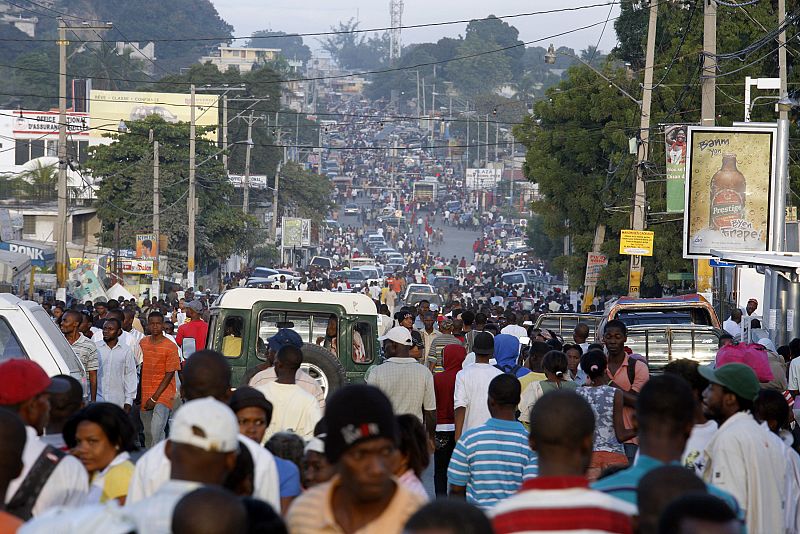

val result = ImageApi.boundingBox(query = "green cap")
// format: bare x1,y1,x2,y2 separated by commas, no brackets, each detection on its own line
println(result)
698,362,760,402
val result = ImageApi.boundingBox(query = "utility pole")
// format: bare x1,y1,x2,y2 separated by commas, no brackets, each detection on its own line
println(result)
271,122,283,244
778,0,787,122
485,114,489,166
152,138,160,299
187,84,196,290
628,0,658,297
701,0,716,125
416,70,421,120
238,111,265,214
55,19,68,296
55,19,111,296
222,95,228,173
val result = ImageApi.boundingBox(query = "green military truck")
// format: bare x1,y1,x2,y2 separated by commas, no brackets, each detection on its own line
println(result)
207,288,381,396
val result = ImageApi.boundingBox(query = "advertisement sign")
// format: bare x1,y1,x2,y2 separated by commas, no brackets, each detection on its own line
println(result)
683,126,776,258
665,125,687,213
13,110,89,136
465,168,502,190
584,252,608,286
228,174,269,189
119,259,154,275
0,240,55,267
281,217,303,248
67,265,106,303
301,219,311,247
136,234,156,258
620,230,655,256
89,90,219,139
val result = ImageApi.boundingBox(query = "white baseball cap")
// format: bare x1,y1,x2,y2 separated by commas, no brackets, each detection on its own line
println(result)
379,325,413,346
170,397,239,453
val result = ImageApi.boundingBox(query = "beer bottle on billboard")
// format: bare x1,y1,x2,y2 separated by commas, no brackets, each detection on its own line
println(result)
709,154,746,230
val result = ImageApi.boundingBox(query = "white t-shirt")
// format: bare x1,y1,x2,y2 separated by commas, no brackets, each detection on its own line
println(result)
256,381,322,441
682,420,718,477
722,318,742,338
453,362,503,433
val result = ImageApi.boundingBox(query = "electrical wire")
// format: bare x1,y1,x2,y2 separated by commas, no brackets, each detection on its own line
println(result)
0,3,623,43
646,0,698,91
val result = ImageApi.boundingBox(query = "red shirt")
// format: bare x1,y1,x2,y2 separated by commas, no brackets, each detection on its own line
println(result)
176,319,208,352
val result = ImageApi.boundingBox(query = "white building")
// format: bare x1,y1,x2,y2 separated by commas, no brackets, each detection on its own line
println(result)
199,45,282,73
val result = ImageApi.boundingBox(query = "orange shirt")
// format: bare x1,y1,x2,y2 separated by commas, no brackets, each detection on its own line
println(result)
606,354,650,445
0,511,22,534
391,277,403,293
140,336,181,411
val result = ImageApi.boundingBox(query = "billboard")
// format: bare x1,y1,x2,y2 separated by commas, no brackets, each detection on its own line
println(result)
665,124,687,213
136,234,156,259
13,110,89,136
282,217,303,248
683,126,776,258
465,168,501,190
89,90,219,139
229,174,269,189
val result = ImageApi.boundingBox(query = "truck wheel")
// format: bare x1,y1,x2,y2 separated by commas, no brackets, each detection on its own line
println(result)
301,343,346,398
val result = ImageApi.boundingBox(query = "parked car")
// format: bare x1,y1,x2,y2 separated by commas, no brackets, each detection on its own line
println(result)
625,325,723,373
344,203,359,215
0,294,87,394
208,289,379,394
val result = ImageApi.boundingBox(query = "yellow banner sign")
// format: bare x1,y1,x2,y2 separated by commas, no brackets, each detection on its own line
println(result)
620,230,655,256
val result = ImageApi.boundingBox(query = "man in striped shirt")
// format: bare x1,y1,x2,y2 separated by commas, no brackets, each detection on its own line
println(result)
447,374,536,509
491,390,636,533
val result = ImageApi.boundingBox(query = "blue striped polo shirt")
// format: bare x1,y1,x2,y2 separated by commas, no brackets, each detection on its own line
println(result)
447,417,537,509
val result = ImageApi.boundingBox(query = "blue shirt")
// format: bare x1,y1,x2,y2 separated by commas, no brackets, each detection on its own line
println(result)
447,417,536,509
274,457,302,498
592,454,744,523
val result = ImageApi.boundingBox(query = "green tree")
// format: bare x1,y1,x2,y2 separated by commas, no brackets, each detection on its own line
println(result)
277,162,333,223
86,116,260,272
319,19,389,69
248,30,311,63
72,42,150,90
449,36,512,97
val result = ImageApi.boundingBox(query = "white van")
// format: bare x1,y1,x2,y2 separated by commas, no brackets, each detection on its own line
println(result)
0,294,87,392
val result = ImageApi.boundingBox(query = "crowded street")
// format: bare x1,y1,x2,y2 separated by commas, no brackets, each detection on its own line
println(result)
0,1,799,533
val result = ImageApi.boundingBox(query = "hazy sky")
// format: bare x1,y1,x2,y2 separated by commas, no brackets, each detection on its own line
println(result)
210,0,621,54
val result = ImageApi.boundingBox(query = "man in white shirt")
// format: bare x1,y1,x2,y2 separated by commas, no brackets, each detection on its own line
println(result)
454,332,503,441
127,351,280,510
253,345,321,441
500,313,527,339
61,310,99,402
126,397,239,534
700,362,788,533
0,360,88,519
247,329,325,409
95,317,138,412
722,309,743,339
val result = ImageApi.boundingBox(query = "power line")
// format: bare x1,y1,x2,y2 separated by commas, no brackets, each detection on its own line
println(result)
0,3,622,43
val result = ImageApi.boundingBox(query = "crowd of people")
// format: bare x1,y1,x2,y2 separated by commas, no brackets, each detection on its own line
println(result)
2,285,800,534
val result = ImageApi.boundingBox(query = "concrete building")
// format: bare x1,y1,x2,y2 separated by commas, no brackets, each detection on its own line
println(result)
115,41,157,75
199,45,281,73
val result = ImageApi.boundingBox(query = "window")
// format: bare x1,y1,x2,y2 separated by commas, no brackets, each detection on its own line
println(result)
30,139,44,159
258,311,316,360
221,316,244,358
78,141,89,164
22,215,36,235
46,140,58,157
671,330,718,366
352,321,373,364
71,214,86,243
0,317,27,362
15,140,30,165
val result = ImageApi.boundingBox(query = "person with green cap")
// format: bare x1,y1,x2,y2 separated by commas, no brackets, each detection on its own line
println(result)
700,362,790,533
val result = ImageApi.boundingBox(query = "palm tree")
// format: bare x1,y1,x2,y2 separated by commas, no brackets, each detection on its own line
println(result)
74,42,150,90
20,160,57,201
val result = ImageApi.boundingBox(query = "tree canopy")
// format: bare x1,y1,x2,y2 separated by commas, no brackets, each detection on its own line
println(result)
247,30,312,63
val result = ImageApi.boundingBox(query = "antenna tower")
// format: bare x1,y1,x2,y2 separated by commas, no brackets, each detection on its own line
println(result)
389,0,404,62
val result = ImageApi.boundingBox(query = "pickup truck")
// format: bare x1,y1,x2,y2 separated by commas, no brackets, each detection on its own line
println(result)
596,294,719,340
625,325,723,373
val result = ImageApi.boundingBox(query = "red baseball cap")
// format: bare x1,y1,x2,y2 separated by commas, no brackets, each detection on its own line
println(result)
0,359,71,405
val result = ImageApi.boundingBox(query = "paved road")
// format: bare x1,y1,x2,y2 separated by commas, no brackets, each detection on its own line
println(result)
339,209,480,262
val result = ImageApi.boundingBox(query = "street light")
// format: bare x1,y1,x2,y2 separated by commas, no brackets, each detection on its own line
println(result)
117,120,128,133
544,43,641,107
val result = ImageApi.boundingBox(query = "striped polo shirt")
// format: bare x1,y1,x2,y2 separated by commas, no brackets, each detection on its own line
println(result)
490,476,636,533
447,417,536,509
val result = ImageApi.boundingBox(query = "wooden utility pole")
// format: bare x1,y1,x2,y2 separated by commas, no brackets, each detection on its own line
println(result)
187,84,196,289
701,0,717,125
152,139,160,299
628,0,658,297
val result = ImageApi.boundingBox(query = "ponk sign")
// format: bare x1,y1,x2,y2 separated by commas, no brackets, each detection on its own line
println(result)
683,126,776,259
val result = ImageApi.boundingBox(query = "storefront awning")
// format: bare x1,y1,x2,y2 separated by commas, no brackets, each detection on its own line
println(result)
0,240,55,268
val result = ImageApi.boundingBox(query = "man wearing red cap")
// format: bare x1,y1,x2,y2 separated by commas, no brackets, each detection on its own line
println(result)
0,360,88,519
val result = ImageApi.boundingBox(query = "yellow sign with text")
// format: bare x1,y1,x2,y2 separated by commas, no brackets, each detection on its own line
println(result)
620,230,655,256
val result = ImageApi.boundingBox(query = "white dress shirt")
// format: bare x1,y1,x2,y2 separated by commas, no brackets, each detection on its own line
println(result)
126,434,280,511
5,426,88,517
95,339,138,408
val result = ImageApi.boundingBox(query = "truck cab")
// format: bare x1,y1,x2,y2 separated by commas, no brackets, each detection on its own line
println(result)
208,289,379,396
